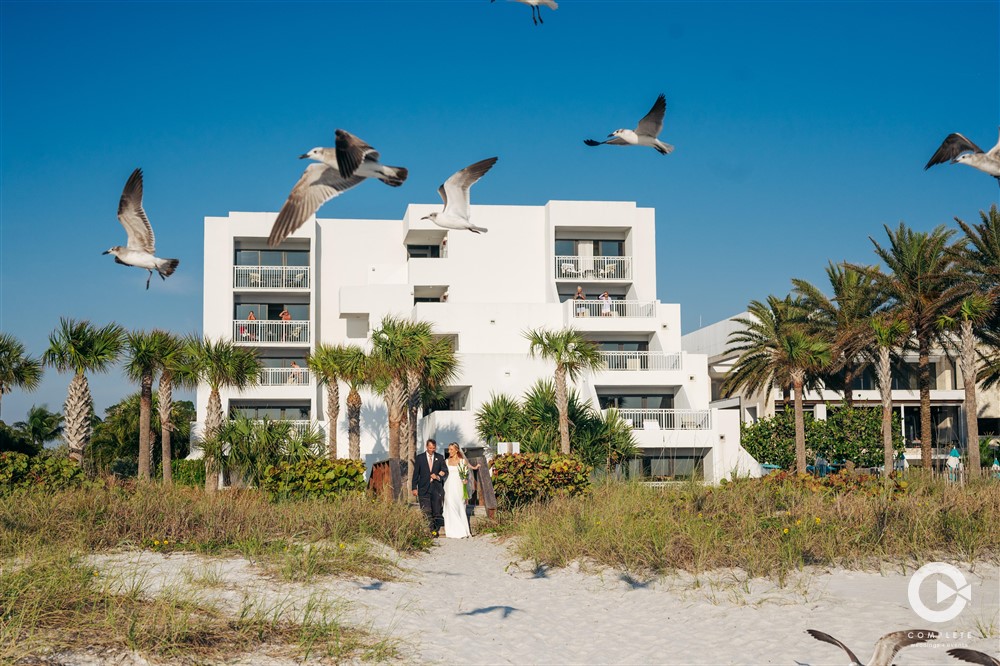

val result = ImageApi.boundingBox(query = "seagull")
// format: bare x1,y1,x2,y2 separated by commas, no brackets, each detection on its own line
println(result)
925,129,1000,186
805,629,938,666
491,0,558,25
268,130,408,246
421,157,498,234
584,94,674,155
948,648,1000,666
103,169,179,290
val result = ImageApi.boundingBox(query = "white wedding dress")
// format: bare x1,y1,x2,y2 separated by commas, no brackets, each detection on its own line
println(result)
443,462,471,539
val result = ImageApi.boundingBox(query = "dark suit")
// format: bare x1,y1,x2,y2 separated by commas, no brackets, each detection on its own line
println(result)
412,450,447,531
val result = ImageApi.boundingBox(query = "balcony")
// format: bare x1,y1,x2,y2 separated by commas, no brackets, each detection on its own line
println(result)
573,300,657,318
234,266,309,290
612,409,712,430
233,320,310,345
599,352,681,371
555,255,632,281
259,367,311,386
254,419,325,438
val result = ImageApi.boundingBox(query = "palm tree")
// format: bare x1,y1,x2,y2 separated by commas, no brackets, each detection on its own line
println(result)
370,316,424,465
475,393,524,450
13,404,63,450
524,328,603,455
866,223,958,467
189,337,261,492
335,345,370,460
43,319,125,465
793,262,887,405
723,296,831,474
123,330,162,481
153,331,195,485
870,315,910,475
308,343,366,458
406,335,458,488
0,332,43,420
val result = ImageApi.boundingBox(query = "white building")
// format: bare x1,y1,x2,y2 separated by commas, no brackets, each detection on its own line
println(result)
198,200,759,483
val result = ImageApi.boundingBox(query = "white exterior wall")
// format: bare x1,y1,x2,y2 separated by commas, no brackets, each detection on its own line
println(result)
197,201,756,483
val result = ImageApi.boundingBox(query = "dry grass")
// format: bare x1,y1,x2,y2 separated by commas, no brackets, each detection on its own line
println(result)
500,473,1000,582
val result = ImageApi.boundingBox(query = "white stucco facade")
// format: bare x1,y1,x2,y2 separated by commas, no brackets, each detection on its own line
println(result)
198,200,760,483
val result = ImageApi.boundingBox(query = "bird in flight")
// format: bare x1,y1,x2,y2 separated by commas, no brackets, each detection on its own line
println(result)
268,130,408,246
947,648,1000,666
925,129,1000,186
804,629,938,666
491,0,558,26
584,93,674,155
103,169,179,290
422,157,498,234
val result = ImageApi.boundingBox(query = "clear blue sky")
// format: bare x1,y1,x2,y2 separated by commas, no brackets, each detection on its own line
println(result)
1,0,997,423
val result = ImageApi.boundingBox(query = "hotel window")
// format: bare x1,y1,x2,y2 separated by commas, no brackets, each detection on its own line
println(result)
235,249,308,267
598,394,673,410
234,303,308,320
554,240,624,257
230,404,311,420
407,244,441,259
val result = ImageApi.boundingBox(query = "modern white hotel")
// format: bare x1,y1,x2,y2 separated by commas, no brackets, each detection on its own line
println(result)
197,200,760,483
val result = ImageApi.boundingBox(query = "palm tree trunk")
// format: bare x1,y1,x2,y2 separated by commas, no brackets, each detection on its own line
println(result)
961,320,980,476
792,371,807,474
406,397,419,497
844,365,858,407
64,372,92,466
205,389,222,493
918,338,933,468
326,380,340,458
878,347,895,477
138,373,153,481
159,373,173,485
555,365,571,455
385,378,406,461
347,389,362,460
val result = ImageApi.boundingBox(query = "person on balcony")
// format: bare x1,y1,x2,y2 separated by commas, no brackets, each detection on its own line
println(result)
599,290,612,316
574,286,587,316
288,360,302,384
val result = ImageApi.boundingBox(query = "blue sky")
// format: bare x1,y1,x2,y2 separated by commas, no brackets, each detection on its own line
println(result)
1,0,997,423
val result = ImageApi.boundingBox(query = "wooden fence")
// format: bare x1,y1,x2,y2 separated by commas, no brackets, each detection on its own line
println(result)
367,457,497,517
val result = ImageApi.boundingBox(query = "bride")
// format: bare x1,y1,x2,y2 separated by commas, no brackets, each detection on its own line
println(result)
442,443,479,539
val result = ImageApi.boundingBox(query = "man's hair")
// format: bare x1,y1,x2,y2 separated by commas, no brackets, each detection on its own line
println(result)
425,438,437,446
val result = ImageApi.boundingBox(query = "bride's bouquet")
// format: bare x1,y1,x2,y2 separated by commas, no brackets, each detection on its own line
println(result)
457,460,470,500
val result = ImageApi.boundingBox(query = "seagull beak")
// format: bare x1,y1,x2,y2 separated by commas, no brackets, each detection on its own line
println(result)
102,250,110,255
607,133,615,138
299,154,310,159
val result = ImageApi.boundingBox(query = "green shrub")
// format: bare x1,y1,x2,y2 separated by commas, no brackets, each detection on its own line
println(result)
740,410,802,469
259,458,366,501
491,452,592,508
0,451,86,493
171,459,206,487
0,421,39,456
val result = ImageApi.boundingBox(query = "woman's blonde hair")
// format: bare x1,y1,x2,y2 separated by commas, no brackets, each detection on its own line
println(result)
447,442,464,459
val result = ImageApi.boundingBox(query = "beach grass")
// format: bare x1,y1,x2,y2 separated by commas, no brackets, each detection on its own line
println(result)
498,472,1000,582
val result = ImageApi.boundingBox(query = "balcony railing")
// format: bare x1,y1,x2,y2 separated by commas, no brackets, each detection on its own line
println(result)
555,255,632,280
259,367,311,386
611,409,712,430
573,300,656,318
234,266,310,289
599,352,682,371
233,320,310,344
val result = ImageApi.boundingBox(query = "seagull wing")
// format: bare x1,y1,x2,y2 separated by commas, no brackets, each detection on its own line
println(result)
805,630,862,665
440,157,498,220
947,648,1000,666
868,630,938,666
584,137,630,146
269,164,365,246
925,133,984,169
335,129,380,179
987,127,1000,157
117,168,156,254
635,93,666,139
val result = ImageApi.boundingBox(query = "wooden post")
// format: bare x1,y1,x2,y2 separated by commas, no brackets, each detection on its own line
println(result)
469,456,497,518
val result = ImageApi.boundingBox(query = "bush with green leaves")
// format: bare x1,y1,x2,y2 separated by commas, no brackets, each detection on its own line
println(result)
0,421,39,456
740,409,803,469
259,458,366,501
0,451,87,493
491,452,592,508
170,459,206,487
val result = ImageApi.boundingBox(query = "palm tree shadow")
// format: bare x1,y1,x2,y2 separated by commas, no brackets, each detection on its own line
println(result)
620,573,655,589
359,581,384,591
362,402,388,467
458,605,519,619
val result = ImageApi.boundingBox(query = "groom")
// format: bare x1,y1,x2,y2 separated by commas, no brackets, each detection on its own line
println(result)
412,438,448,534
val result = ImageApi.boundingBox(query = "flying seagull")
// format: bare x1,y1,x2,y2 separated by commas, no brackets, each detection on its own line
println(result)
584,94,674,155
268,130,408,246
925,129,1000,186
805,629,938,666
103,169,179,290
491,0,558,25
421,157,498,234
948,648,1000,666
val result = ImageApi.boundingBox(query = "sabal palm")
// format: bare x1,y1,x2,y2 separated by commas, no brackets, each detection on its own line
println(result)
123,330,163,481
524,328,603,455
0,332,43,420
406,335,458,477
309,343,371,458
871,315,909,475
337,346,370,460
867,223,958,466
153,331,196,485
370,316,428,464
43,318,125,465
14,404,63,450
723,296,831,474
189,337,261,492
793,262,887,404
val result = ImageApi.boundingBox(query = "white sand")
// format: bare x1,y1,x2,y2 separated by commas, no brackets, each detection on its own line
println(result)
74,537,1000,665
